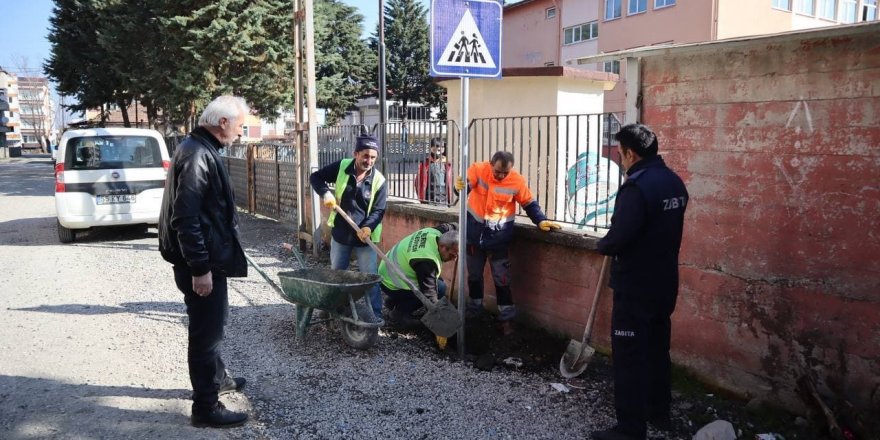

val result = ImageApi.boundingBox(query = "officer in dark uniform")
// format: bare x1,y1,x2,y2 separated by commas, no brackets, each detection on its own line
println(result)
592,124,689,440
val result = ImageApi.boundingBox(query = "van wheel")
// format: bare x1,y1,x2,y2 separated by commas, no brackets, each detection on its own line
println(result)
57,220,76,243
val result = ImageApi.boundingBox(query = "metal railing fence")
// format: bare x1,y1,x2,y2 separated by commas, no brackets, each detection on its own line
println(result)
168,112,623,231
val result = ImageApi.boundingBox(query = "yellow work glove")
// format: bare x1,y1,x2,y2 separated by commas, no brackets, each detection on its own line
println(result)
538,220,561,232
357,226,372,242
322,192,337,209
454,176,466,192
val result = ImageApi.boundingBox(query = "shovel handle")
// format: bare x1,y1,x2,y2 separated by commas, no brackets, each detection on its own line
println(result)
332,205,436,308
580,255,610,345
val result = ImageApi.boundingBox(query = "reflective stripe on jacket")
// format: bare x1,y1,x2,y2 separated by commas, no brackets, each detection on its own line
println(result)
465,161,545,249
379,228,442,291
327,158,386,242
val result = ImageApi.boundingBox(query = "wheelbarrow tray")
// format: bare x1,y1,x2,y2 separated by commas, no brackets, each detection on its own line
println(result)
278,268,380,311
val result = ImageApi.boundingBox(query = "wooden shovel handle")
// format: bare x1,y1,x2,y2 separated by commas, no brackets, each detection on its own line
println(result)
332,205,435,308
580,256,610,345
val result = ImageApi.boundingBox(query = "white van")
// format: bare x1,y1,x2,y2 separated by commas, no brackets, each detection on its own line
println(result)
54,127,170,243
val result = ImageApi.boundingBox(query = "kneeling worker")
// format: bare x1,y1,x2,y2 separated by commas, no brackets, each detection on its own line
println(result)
378,223,459,325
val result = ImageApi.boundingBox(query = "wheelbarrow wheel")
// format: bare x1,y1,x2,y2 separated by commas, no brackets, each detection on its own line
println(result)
340,300,378,350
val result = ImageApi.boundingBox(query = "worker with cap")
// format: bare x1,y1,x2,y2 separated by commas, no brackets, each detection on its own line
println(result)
310,134,387,319
378,223,459,326
454,151,562,335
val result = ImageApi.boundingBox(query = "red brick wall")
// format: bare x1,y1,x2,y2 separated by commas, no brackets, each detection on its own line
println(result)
641,29,880,415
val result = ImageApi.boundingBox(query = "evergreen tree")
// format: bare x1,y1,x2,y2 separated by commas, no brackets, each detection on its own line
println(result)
374,0,443,122
314,0,375,124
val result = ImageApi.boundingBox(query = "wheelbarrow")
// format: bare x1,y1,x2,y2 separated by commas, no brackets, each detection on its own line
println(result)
244,253,383,350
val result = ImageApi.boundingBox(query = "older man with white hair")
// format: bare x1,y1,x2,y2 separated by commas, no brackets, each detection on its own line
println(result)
159,95,250,428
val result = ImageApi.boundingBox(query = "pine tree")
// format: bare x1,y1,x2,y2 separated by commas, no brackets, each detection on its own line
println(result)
375,0,443,122
315,0,375,124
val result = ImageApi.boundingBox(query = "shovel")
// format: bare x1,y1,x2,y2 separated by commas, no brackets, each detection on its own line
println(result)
332,205,462,337
559,255,610,378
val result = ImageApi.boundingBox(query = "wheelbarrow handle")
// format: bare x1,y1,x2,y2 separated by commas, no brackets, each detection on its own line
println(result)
244,251,286,297
332,205,436,309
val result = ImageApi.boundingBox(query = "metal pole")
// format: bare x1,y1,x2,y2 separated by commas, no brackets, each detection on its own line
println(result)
305,0,322,257
378,0,387,145
457,77,469,359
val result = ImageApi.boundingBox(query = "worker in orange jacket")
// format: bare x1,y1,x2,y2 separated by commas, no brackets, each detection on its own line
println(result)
455,151,561,335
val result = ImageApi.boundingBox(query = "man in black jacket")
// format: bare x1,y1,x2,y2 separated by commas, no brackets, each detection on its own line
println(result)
592,124,689,440
159,95,250,428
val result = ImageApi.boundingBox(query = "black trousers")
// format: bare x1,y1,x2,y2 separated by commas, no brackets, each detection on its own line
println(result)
173,265,229,407
610,291,674,438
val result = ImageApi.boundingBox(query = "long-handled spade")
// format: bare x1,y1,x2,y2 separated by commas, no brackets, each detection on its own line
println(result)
559,255,610,378
332,205,462,338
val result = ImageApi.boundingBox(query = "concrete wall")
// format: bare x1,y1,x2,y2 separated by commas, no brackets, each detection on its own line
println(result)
639,26,880,417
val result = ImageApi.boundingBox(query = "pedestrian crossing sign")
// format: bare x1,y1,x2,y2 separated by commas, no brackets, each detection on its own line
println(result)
430,0,502,78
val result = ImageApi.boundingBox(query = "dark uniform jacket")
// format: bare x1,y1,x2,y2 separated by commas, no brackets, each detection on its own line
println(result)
159,127,247,277
597,155,688,303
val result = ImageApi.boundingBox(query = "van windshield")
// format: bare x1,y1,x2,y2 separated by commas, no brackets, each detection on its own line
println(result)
65,136,163,170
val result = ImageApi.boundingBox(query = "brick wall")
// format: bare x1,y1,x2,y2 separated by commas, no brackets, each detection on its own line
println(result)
640,28,880,416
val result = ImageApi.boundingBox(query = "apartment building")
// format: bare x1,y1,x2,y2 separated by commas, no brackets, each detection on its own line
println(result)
503,0,879,112
0,70,23,148
17,76,54,151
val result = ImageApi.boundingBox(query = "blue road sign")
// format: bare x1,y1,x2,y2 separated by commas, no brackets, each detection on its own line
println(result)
430,0,502,78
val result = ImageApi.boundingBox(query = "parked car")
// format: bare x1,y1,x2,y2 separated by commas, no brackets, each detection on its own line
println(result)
53,127,170,243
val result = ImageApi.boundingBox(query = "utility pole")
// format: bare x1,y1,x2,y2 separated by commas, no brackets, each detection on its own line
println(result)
378,0,387,146
294,0,322,256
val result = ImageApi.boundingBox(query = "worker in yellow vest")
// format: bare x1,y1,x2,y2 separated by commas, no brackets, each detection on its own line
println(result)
378,223,459,326
309,134,387,319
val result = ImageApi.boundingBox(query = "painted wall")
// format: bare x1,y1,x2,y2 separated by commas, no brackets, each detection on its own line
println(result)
502,0,561,67
559,0,601,71
639,27,880,421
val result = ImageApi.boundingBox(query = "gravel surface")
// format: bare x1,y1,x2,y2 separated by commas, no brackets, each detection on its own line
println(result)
0,156,814,439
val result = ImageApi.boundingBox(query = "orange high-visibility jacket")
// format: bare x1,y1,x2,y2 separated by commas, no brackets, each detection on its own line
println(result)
465,161,547,249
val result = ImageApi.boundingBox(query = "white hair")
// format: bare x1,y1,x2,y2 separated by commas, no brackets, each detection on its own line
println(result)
198,95,249,127
438,229,458,247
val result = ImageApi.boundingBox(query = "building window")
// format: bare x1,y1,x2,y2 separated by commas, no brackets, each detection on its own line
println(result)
605,0,622,19
655,0,675,8
772,0,791,10
563,21,599,45
242,126,249,138
546,7,556,19
628,0,648,14
817,0,836,18
796,0,814,14
864,0,878,20
603,60,620,75
842,0,858,21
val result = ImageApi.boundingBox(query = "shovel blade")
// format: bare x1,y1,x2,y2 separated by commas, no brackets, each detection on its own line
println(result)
421,297,461,338
559,339,595,378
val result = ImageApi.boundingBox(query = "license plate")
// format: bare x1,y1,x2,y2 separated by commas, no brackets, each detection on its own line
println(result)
97,194,136,205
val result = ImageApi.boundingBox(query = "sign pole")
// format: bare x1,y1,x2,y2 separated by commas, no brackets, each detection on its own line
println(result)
457,76,469,359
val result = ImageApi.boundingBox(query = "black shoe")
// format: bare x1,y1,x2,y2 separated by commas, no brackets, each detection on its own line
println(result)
219,376,246,396
191,402,248,428
591,427,644,440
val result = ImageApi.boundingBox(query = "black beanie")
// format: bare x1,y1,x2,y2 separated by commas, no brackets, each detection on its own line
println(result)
355,134,379,153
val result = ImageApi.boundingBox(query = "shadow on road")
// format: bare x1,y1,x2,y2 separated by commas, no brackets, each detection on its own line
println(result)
0,158,56,197
0,375,198,439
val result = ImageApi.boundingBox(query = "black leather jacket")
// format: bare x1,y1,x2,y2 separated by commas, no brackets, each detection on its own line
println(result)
158,127,247,277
